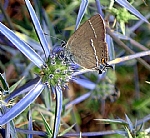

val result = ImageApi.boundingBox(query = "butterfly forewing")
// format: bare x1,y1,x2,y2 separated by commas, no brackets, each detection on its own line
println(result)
66,14,108,69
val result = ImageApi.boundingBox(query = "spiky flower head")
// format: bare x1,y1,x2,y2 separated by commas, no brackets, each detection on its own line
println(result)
40,48,75,87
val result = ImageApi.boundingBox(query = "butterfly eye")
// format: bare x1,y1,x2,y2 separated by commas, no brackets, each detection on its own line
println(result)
61,41,66,48
59,51,65,59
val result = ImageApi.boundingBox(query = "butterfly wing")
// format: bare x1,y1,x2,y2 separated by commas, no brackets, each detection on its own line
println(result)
66,14,108,69
89,14,109,64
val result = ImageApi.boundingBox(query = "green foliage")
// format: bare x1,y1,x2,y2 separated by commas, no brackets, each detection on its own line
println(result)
41,113,52,137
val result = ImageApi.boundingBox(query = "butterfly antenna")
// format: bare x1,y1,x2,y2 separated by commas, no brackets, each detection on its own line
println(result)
44,33,66,45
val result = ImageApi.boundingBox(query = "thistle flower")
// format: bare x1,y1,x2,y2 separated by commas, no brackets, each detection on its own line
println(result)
40,49,74,87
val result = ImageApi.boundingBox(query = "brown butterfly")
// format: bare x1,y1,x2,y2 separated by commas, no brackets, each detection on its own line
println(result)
64,14,112,74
